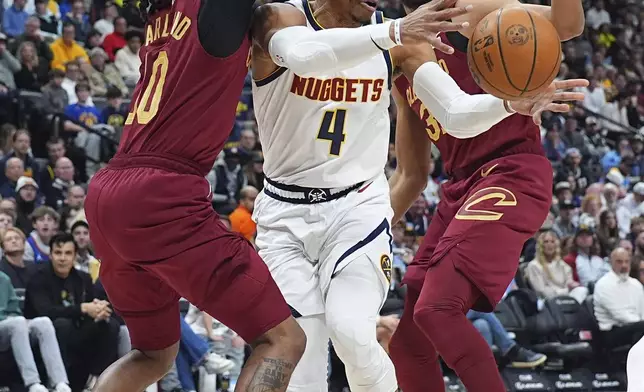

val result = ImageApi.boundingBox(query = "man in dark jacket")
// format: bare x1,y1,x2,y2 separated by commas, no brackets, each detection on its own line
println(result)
24,233,119,391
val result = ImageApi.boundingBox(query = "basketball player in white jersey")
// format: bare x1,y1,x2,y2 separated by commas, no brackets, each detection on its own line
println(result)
250,0,473,391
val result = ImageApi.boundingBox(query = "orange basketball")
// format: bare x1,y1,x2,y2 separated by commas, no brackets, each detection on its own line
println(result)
467,7,562,100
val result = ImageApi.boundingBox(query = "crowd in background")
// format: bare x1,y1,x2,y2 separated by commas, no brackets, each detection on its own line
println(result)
0,0,643,391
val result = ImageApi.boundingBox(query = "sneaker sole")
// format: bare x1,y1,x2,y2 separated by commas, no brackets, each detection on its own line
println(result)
510,355,547,369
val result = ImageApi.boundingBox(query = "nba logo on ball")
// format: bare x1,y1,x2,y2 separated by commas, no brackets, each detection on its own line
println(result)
380,255,392,283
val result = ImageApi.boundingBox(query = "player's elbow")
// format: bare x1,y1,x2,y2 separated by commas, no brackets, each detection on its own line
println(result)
558,25,583,41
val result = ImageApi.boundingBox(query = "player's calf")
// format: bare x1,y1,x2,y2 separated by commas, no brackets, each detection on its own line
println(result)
236,316,306,392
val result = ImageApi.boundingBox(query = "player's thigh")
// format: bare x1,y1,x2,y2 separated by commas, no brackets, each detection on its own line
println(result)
148,221,292,344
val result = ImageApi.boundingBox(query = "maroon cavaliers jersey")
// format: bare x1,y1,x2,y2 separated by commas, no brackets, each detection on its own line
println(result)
394,32,543,176
118,0,250,175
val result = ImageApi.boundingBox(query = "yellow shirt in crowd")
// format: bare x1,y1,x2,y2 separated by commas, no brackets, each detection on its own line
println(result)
50,38,89,71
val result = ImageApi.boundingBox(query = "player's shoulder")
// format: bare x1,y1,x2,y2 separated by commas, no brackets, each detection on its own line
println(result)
252,2,305,37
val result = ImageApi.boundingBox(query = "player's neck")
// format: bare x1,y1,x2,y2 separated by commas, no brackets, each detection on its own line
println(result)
309,0,362,29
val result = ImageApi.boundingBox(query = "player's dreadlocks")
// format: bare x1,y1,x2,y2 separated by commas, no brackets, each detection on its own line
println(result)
125,0,172,23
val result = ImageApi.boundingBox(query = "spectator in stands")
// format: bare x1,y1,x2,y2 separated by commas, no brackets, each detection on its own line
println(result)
58,184,84,232
2,0,29,38
467,310,547,368
64,83,99,129
0,227,33,289
574,226,611,288
41,69,69,114
211,147,246,213
586,0,611,30
526,231,588,303
39,138,65,193
93,2,118,37
85,47,127,97
581,194,602,224
0,157,25,198
62,0,90,43
24,233,119,391
617,182,644,239
230,186,258,242
13,41,50,91
14,176,39,233
560,118,588,159
114,29,141,87
0,198,17,215
0,271,72,392
101,16,126,62
44,157,74,209
543,127,567,162
0,33,21,93
23,205,59,264
0,209,16,230
84,29,102,52
244,151,264,192
404,195,429,236
60,61,93,105
553,200,578,239
1,129,39,181
597,210,620,256
100,87,127,132
594,247,644,348
556,148,591,196
50,23,89,72
70,220,97,281
34,0,60,36
10,16,54,63
602,182,619,212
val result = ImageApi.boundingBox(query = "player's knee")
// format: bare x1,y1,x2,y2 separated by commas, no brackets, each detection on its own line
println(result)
140,341,180,376
252,316,307,360
326,313,377,365
413,299,462,338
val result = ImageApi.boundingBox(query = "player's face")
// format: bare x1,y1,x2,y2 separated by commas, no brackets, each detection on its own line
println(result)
341,0,378,25
51,242,76,278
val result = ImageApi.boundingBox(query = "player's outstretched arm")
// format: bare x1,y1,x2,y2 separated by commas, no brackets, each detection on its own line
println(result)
452,0,584,42
197,0,255,58
251,0,471,80
389,86,433,224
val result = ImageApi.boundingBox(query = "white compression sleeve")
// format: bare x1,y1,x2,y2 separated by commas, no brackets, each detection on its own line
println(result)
268,23,397,77
412,62,514,139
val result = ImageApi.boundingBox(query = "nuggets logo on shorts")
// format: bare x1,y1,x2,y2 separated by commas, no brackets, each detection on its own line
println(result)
380,254,392,283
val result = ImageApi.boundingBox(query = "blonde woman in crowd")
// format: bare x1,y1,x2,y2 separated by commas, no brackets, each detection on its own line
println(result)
526,231,589,304
581,194,602,225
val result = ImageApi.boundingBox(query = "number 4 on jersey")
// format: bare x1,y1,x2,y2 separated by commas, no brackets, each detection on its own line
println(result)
317,109,347,156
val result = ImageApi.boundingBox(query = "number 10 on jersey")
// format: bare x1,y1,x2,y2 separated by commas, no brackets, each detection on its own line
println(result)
125,51,169,126
317,109,347,156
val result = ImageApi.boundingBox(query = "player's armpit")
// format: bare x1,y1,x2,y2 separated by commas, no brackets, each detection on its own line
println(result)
389,86,432,224
196,0,255,58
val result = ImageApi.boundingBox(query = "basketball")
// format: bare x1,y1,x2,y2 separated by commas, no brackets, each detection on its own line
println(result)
467,7,562,100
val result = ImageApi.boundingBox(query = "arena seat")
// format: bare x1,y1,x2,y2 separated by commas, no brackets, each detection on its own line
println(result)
582,296,632,365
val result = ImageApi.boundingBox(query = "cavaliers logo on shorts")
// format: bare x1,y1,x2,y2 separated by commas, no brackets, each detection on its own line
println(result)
380,254,392,283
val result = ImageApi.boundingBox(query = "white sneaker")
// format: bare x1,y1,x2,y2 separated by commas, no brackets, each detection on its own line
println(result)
55,383,72,392
27,384,48,392
203,353,235,374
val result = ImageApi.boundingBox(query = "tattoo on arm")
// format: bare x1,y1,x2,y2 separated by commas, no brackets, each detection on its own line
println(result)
248,358,296,392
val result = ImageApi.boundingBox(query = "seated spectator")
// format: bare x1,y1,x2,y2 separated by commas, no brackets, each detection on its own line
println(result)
594,247,644,348
62,0,91,43
61,61,94,106
101,17,127,62
571,226,611,288
114,29,142,87
63,83,100,129
9,16,54,63
211,147,246,213
44,157,74,209
24,233,119,391
0,157,25,199
85,47,127,97
0,209,16,230
468,310,547,368
2,0,29,38
14,177,40,234
0,129,40,182
597,210,620,257
553,199,577,239
84,29,103,51
70,220,98,281
58,185,84,232
526,231,588,303
0,33,21,93
33,0,60,36
93,2,118,37
229,186,258,242
24,206,59,264
41,69,69,114
100,87,127,132
0,227,34,289
13,41,50,92
0,271,71,392
50,23,89,72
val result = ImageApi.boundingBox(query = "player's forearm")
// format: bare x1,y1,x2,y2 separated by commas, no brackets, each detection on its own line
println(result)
389,170,427,224
269,23,398,77
412,62,513,139
550,0,584,40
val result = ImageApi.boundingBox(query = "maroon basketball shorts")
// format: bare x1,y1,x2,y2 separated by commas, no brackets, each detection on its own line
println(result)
404,153,553,311
85,153,291,351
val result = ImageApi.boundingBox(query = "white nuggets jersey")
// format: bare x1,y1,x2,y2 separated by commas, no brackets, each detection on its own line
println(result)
252,0,394,188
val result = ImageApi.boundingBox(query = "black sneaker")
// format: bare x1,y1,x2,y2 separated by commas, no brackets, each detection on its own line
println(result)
508,347,547,368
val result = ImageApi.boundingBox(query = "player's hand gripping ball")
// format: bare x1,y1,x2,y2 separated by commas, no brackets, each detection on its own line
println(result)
467,7,562,100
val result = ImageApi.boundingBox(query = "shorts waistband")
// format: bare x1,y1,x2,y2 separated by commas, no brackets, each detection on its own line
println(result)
448,142,543,181
263,177,365,204
108,153,203,176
